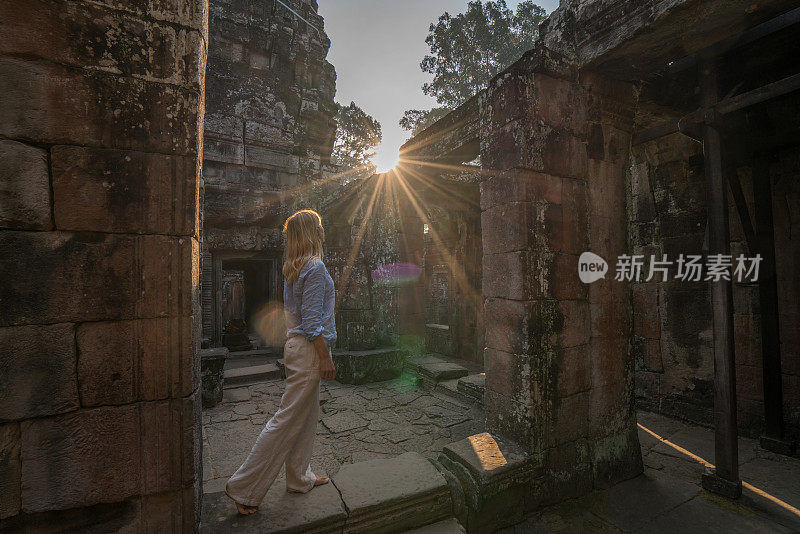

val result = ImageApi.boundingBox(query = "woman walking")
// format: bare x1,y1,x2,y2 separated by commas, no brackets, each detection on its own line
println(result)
226,209,337,515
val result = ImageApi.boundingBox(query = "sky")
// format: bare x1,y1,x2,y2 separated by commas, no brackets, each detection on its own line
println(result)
317,0,559,172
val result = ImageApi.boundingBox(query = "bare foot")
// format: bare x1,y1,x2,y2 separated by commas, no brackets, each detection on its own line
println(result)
314,475,330,487
234,501,258,515
226,488,258,515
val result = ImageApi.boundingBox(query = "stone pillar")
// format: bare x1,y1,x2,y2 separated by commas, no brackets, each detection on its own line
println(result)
479,47,642,506
0,0,207,530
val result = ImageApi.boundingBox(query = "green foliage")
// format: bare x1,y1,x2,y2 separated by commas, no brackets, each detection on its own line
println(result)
332,101,382,176
398,107,451,135
401,0,545,128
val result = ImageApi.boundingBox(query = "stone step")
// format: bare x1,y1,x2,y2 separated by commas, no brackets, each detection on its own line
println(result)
433,375,484,407
406,518,465,533
223,363,282,386
332,452,453,532
200,452,453,533
227,347,282,359
225,354,280,371
201,475,346,534
415,356,469,383
331,347,403,385
456,374,484,403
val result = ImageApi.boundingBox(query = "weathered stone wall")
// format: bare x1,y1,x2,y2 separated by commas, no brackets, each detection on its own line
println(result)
631,135,800,442
0,0,206,529
201,0,337,345
629,134,713,423
323,175,403,351
479,47,642,503
420,182,483,364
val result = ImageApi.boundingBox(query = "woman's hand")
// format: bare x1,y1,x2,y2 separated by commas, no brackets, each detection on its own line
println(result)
312,335,336,381
320,355,336,381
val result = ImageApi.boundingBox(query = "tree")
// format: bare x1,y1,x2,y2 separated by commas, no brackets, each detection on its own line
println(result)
400,1,545,133
332,101,382,177
399,107,451,137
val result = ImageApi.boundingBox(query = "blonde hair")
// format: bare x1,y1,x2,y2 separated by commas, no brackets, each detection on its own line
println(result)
283,209,324,283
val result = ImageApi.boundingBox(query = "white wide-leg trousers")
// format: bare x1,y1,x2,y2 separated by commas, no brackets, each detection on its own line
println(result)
225,335,321,506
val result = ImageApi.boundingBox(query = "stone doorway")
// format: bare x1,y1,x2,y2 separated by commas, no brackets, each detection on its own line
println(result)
211,254,281,350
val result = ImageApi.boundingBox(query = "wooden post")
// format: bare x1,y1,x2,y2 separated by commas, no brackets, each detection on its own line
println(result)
699,56,742,498
753,154,796,456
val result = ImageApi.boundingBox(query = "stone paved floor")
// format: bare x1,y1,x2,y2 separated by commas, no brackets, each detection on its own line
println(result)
502,410,800,533
202,378,800,533
202,375,485,494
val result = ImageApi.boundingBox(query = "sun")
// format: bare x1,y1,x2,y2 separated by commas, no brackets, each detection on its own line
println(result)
374,142,400,174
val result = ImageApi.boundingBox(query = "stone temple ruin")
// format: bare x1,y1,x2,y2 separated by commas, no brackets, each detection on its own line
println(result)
1,0,799,531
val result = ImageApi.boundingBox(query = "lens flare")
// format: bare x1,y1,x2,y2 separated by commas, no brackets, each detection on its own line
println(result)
371,262,421,287
251,301,287,346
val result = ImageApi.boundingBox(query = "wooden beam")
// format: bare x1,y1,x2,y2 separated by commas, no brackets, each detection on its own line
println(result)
725,167,757,253
699,56,742,499
752,154,792,453
660,7,800,77
633,71,800,145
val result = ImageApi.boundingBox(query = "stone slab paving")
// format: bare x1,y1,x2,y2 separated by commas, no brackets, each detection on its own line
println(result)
203,380,800,533
500,410,800,533
202,376,485,492
406,518,466,533
202,475,346,533
332,452,452,532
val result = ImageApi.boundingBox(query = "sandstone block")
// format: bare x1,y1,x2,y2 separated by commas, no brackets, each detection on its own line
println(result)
141,397,201,494
587,213,627,260
484,348,531,408
0,323,78,421
589,378,634,437
425,323,454,356
149,0,208,32
588,160,626,220
591,337,631,390
480,171,562,211
536,439,592,506
484,389,532,449
203,137,244,165
482,122,587,179
77,318,195,407
245,120,294,149
20,406,141,512
560,177,589,254
0,0,204,91
590,426,643,489
632,282,661,339
556,344,591,397
332,452,451,532
484,298,561,355
481,203,529,254
0,232,194,326
20,400,197,512
550,391,590,446
483,250,551,301
439,433,535,532
484,298,531,355
590,280,632,339
0,57,200,156
52,146,198,235
331,348,403,385
244,145,299,172
0,140,51,230
0,423,21,519
551,254,588,300
556,300,590,348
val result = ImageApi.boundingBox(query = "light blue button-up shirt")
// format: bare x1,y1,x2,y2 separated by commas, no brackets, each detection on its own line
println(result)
284,258,337,347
